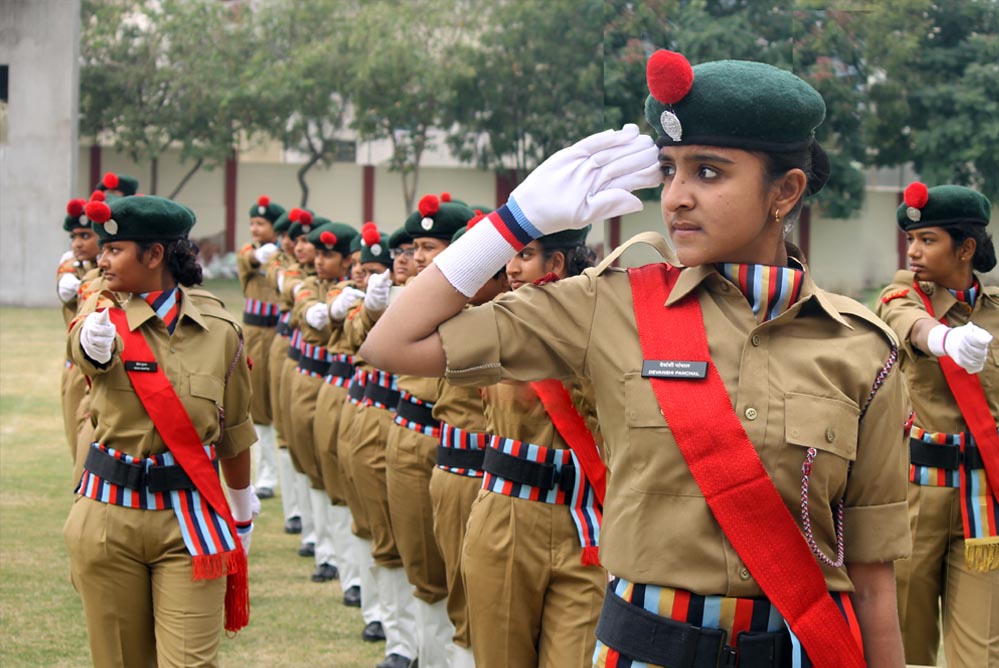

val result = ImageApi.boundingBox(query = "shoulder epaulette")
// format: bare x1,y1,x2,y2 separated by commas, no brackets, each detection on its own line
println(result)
57,259,76,274
595,231,678,276
880,288,910,304
822,290,900,347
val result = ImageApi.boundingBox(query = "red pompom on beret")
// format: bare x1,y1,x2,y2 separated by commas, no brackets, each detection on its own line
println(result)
646,50,694,105
319,230,337,247
258,195,270,207
102,172,120,190
289,207,302,222
67,198,86,218
90,190,106,202
298,210,313,226
361,222,381,246
418,194,440,217
85,200,112,224
467,210,487,229
904,182,929,209
440,192,451,203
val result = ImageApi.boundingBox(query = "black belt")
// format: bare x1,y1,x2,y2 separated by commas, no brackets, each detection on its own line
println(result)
329,360,355,379
275,319,292,337
243,312,280,327
482,446,575,493
436,446,486,470
596,586,791,668
298,355,331,376
363,383,401,409
395,397,440,429
348,379,366,403
287,343,301,362
83,446,201,493
910,437,984,470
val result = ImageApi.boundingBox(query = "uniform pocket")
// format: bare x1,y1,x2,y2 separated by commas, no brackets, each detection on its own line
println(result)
785,392,859,461
189,373,224,403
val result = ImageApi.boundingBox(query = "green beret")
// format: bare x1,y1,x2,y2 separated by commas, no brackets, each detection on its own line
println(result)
97,172,140,197
63,198,91,232
389,226,413,249
644,51,825,152
349,234,363,254
406,193,475,240
85,195,194,244
896,183,991,232
273,211,292,234
288,209,318,240
538,225,591,249
308,220,358,257
357,223,392,266
249,195,285,224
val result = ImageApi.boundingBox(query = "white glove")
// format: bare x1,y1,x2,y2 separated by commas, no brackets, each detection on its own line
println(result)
227,484,260,556
330,287,365,321
292,281,306,297
305,302,330,329
276,270,285,293
364,270,393,312
58,273,82,303
927,322,994,374
253,243,278,265
508,123,661,236
80,309,116,364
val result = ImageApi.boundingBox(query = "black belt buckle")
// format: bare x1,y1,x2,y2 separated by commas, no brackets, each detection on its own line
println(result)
556,462,576,493
736,628,791,668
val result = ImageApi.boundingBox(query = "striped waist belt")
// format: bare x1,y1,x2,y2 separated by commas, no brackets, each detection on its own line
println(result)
347,369,369,405
323,355,356,387
908,425,999,489
393,391,440,437
910,437,984,470
243,299,280,327
436,423,488,477
483,436,601,554
594,578,859,668
287,329,302,361
297,343,331,377
275,312,292,338
361,371,400,411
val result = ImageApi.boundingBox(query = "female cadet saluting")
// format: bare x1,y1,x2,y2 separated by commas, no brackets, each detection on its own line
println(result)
362,50,911,668
65,196,257,668
876,183,997,668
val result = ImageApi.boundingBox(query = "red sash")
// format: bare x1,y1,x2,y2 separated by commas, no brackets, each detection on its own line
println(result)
628,264,864,668
911,282,999,505
106,307,249,632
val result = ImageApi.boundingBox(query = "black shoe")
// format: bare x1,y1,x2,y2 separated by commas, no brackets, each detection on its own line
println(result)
256,486,275,499
298,541,315,557
375,653,411,668
310,562,338,582
284,516,302,534
342,584,361,607
361,620,386,642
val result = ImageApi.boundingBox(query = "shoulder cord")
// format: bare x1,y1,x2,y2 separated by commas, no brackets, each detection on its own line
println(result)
216,332,245,436
800,343,899,567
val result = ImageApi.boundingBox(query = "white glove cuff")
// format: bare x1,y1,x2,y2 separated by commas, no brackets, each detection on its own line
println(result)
227,484,256,522
926,324,950,358
434,212,522,298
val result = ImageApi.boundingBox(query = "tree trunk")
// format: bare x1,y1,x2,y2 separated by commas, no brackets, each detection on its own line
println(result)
167,157,204,200
296,153,322,207
149,157,159,195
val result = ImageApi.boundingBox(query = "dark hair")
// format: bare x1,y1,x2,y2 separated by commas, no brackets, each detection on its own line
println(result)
137,238,204,286
538,242,596,278
947,224,997,273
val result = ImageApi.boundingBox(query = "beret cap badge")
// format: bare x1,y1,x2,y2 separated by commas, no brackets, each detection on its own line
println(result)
105,219,119,235
904,182,929,222
647,50,694,142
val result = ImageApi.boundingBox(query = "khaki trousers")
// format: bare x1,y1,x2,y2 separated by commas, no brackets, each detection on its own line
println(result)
336,397,372,539
386,424,448,604
280,355,306,473
314,382,349,505
61,363,90,461
462,491,605,668
896,482,999,668
267,333,291,451
289,370,324,489
243,323,275,425
347,403,402,568
64,497,226,668
429,467,483,648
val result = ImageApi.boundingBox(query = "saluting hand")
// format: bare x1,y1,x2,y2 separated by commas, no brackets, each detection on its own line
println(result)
305,302,330,330
363,270,393,312
58,273,82,303
80,309,116,364
253,242,279,265
330,287,365,322
928,322,994,374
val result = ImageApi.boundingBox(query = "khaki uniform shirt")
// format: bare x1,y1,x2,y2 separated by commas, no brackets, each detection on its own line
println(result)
292,275,335,346
343,302,383,374
439,242,910,596
69,287,256,461
277,262,306,313
876,270,999,433
433,379,488,433
237,243,282,302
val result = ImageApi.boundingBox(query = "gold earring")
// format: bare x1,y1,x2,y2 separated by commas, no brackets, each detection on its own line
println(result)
774,208,781,225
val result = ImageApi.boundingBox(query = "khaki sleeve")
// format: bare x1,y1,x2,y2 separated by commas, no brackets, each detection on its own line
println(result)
439,271,597,387
218,324,256,459
842,350,912,563
236,245,258,291
343,302,380,349
875,274,933,363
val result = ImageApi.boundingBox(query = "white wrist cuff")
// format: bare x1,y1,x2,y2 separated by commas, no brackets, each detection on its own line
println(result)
227,484,256,522
926,324,949,358
433,218,518,298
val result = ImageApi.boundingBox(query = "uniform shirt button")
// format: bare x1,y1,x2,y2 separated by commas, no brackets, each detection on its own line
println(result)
169,347,176,353
751,334,761,347
739,567,751,580
745,407,758,420
825,427,835,443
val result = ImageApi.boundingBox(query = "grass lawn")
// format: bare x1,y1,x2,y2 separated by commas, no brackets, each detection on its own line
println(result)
0,278,385,667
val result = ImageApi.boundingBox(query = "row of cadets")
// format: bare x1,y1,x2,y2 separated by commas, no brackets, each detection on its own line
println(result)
382,193,477,668
876,184,997,668
236,195,286,502
290,220,360,584
426,213,509,668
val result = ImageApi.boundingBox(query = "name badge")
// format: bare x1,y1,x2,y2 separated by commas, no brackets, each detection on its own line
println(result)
641,359,707,379
125,361,158,373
